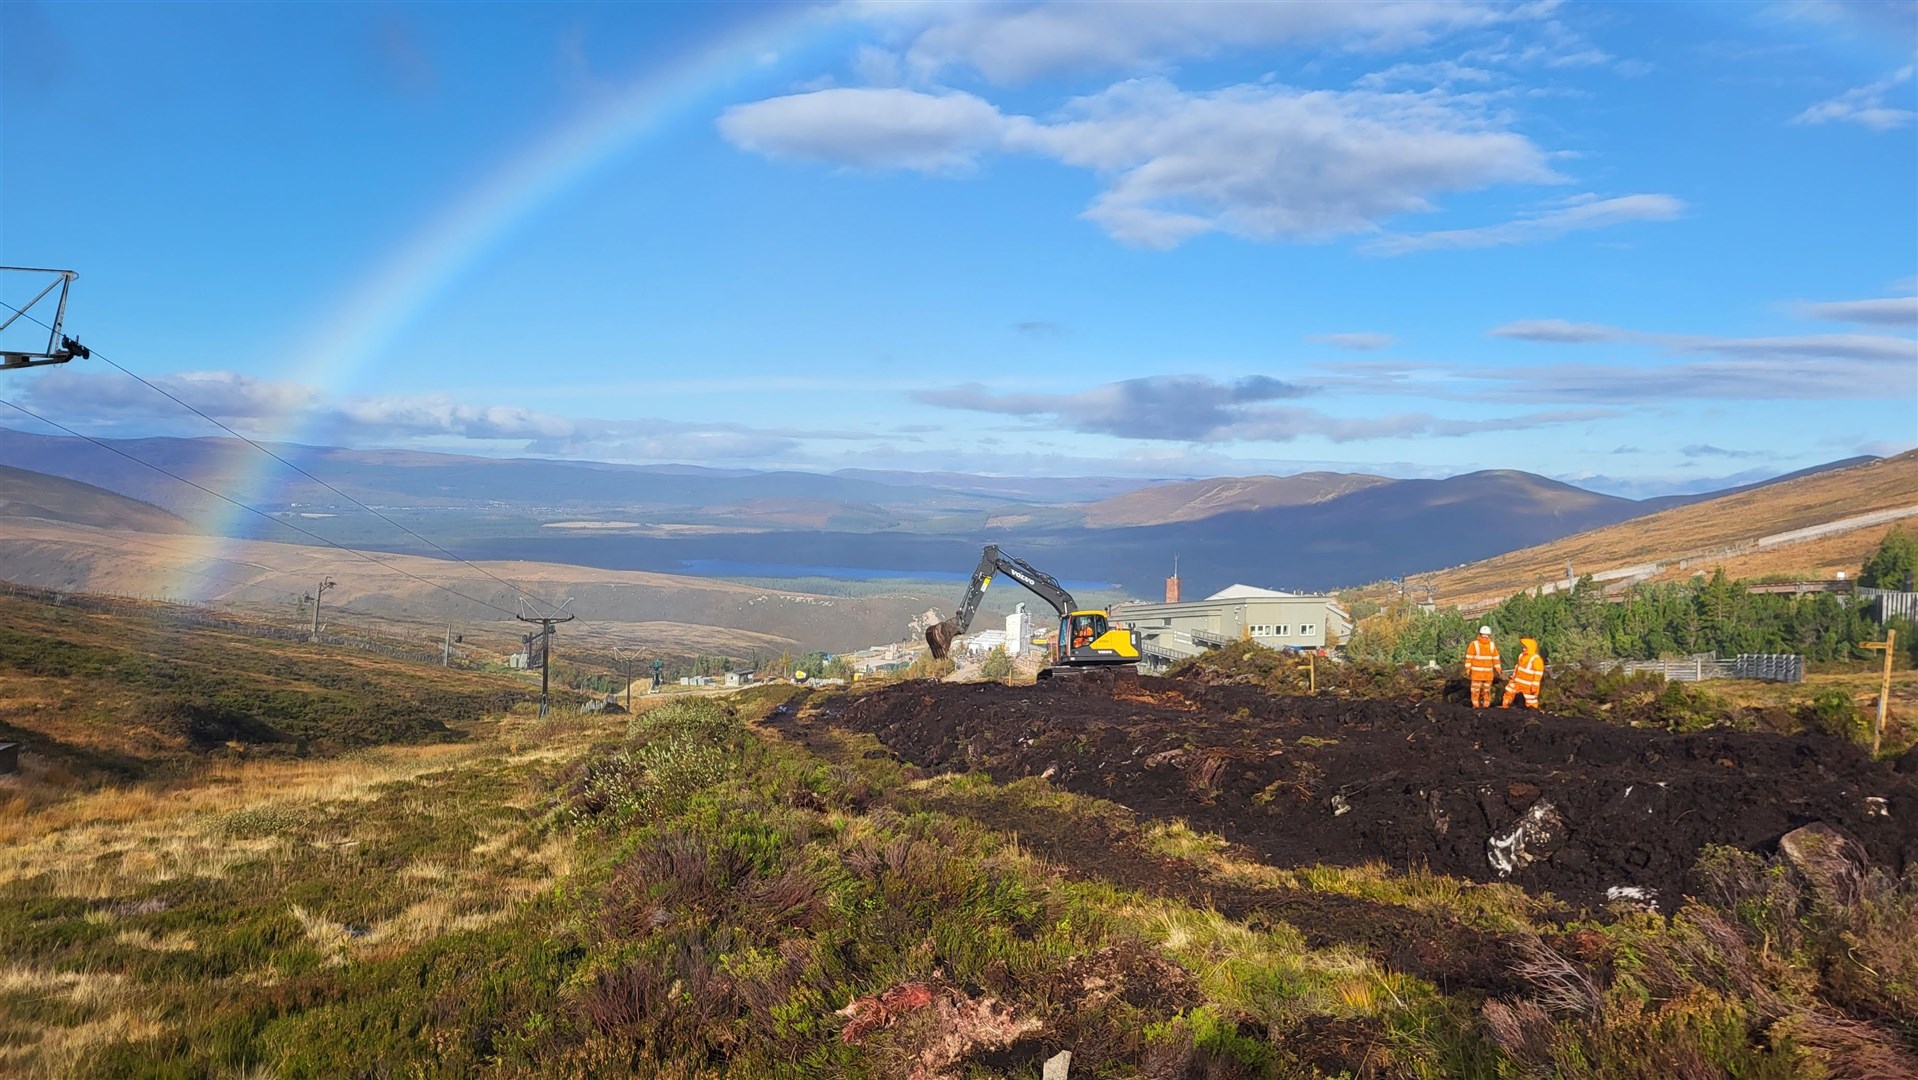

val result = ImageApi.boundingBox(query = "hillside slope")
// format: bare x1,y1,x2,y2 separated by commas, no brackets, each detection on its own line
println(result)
0,589,528,786
0,464,195,534
1082,472,1395,526
1390,450,1918,605
1091,469,1654,594
0,514,936,654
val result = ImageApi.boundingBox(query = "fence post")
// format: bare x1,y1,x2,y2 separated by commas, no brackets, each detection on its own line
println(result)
1862,630,1896,757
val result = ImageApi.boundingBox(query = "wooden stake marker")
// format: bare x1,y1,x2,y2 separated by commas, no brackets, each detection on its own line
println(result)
1861,628,1896,757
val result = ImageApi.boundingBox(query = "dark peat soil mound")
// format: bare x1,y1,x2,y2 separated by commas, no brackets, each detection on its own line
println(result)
817,675,1918,909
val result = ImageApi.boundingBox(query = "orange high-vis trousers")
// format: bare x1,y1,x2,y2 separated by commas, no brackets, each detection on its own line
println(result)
1470,679,1495,708
1503,655,1543,708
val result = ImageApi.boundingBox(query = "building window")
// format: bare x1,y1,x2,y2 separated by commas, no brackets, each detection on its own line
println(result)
1300,623,1316,637
1274,624,1290,636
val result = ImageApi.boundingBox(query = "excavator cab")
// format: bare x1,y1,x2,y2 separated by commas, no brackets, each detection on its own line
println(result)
1056,610,1139,667
1065,612,1105,650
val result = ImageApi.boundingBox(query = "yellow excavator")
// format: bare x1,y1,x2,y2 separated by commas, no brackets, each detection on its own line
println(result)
924,544,1141,679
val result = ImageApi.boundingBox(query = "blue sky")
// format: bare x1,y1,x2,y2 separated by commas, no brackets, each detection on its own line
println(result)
1,0,1913,497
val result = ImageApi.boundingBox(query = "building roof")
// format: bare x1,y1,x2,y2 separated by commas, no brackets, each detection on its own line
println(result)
1205,584,1297,600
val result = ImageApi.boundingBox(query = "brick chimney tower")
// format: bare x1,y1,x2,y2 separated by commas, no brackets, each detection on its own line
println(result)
1165,555,1181,604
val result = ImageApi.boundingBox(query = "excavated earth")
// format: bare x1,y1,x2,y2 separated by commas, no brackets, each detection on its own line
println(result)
809,674,1918,910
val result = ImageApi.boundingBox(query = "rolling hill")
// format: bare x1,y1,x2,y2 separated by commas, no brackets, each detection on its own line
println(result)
0,464,195,534
1382,450,1918,607
0,512,942,655
1084,468,1662,594
1080,472,1396,527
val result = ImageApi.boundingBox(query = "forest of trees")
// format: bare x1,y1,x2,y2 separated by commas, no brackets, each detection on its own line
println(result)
1348,529,1916,668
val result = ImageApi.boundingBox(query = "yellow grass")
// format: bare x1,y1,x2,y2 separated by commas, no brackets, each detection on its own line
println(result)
0,696,628,1075
0,741,500,899
0,967,165,1080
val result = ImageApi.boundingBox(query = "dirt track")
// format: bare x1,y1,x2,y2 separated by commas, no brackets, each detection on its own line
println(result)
809,674,1918,909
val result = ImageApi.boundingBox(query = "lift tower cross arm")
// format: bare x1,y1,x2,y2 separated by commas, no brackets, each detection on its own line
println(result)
0,267,89,369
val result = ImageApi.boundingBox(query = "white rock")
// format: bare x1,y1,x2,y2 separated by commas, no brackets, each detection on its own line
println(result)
1487,800,1562,878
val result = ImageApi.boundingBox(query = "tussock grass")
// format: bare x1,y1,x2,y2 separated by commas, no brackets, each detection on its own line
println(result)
10,617,1910,1078
0,661,614,1077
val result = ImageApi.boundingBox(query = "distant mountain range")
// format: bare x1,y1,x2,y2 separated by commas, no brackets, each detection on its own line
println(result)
0,427,1877,598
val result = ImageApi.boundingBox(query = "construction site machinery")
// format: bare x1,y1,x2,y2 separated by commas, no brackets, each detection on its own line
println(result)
924,544,1141,678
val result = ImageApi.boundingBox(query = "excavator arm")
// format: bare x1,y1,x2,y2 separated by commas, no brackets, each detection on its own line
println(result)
925,544,1075,659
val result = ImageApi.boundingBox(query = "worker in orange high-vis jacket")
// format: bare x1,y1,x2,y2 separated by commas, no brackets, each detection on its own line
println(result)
1502,638,1545,709
1464,625,1502,708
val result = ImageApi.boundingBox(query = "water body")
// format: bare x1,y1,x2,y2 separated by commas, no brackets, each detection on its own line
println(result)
679,559,1113,593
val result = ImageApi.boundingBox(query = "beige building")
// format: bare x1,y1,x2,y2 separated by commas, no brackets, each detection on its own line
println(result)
1115,584,1352,671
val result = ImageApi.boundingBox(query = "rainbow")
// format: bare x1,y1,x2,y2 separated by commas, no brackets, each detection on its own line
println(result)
168,6,838,603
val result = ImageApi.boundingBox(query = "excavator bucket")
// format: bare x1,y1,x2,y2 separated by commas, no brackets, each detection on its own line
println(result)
925,617,961,660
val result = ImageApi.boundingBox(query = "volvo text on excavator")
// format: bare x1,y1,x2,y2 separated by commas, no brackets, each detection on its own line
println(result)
924,544,1141,678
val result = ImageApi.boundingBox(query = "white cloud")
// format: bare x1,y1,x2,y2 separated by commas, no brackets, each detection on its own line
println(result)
1459,16,1624,72
1492,316,1915,364
1308,332,1399,350
1680,443,1768,459
1793,64,1915,131
331,397,577,440
22,369,320,419
824,440,1441,480
914,374,1316,439
1489,319,1622,342
862,0,1528,84
913,373,1611,443
1368,193,1685,254
1473,305,1918,401
1859,438,1918,457
1797,294,1918,327
1670,332,1916,364
1026,79,1560,247
1355,60,1500,89
717,87,1012,173
13,371,879,462
1460,355,1914,402
1780,1,1918,41
722,78,1566,248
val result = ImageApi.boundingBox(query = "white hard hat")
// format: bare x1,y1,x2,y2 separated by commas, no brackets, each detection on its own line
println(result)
1479,625,1493,635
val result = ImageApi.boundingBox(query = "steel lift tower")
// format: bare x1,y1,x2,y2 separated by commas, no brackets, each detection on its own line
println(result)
1,268,89,369
517,598,575,719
